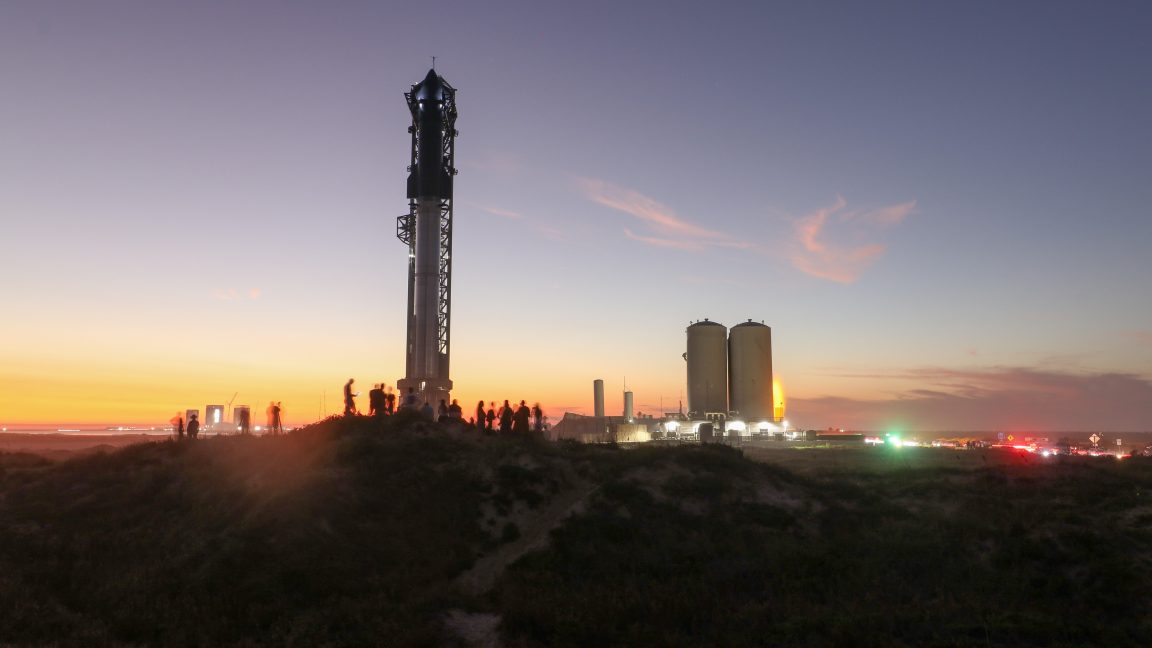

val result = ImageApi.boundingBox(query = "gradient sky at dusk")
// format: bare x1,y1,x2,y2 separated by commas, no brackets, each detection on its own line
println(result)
2,0,1151,431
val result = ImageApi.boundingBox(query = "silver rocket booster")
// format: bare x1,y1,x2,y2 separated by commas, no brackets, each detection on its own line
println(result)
397,69,457,407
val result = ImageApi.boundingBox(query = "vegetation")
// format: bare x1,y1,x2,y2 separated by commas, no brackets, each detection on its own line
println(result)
1,419,1150,646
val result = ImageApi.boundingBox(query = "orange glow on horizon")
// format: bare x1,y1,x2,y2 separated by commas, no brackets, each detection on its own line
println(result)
773,378,785,422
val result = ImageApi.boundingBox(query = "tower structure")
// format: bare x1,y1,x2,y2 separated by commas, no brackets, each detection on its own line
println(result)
397,69,458,406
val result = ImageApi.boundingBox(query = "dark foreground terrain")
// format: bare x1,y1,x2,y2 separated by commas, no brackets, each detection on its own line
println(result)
1,416,1150,646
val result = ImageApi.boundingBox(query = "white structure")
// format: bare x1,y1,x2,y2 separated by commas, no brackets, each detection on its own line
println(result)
728,321,773,422
684,320,728,417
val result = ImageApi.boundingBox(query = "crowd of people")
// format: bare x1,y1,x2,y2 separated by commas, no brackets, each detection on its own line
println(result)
343,378,547,435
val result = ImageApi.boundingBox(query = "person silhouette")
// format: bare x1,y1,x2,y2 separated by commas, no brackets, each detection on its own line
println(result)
187,413,199,440
475,401,486,431
532,402,543,433
437,399,449,422
513,400,530,435
384,386,396,415
485,402,496,432
368,384,384,418
404,387,419,410
171,412,184,440
344,378,357,416
420,401,434,420
499,400,513,434
272,402,282,434
448,399,463,420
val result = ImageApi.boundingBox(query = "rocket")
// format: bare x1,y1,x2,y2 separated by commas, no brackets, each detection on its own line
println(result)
396,69,458,407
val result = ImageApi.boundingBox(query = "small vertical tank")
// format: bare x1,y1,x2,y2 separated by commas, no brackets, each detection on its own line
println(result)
728,321,772,421
593,379,605,418
685,320,728,417
623,391,634,422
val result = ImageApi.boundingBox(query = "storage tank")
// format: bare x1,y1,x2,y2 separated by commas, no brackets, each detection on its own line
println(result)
623,391,634,422
685,320,728,417
728,320,773,421
593,379,605,417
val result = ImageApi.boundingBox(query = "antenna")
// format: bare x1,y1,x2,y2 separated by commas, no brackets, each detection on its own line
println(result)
431,55,437,69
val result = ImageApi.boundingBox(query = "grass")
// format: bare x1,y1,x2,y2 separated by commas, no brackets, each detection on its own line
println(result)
1,422,1150,646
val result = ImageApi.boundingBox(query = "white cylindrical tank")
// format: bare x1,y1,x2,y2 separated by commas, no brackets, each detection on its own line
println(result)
728,321,772,421
685,320,728,417
623,391,634,422
593,379,605,418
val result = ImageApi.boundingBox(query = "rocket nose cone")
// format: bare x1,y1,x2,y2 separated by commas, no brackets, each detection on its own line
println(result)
415,69,445,102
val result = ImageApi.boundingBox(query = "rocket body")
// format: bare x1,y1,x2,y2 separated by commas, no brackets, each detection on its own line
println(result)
397,69,457,406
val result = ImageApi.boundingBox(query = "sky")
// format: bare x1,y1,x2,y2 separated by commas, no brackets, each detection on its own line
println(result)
2,0,1151,431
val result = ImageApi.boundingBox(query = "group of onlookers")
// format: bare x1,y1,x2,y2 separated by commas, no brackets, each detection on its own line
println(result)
343,378,545,434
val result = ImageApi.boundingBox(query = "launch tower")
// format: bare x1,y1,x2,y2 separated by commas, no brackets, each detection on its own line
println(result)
397,69,458,406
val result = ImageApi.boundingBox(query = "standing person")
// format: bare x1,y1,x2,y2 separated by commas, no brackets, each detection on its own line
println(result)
485,402,496,432
272,402,283,434
266,402,276,432
420,401,435,420
513,400,531,435
344,378,358,416
187,413,199,440
475,401,486,432
171,412,184,440
532,402,543,434
384,386,396,415
368,384,384,418
404,387,419,410
499,400,514,434
240,408,251,435
437,399,449,422
448,399,463,420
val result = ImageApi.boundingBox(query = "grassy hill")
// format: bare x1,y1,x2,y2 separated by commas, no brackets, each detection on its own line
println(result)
1,416,1150,646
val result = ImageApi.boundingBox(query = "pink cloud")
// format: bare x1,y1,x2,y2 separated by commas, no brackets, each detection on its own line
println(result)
213,288,261,302
577,177,738,250
1127,330,1152,346
789,196,915,284
789,366,1152,432
623,228,704,251
476,205,523,220
858,201,917,226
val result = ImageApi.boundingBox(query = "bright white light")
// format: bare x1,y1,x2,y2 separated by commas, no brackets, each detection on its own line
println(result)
664,421,680,433
727,420,747,433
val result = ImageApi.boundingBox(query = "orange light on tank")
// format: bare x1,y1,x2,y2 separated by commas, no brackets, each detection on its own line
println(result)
772,378,785,423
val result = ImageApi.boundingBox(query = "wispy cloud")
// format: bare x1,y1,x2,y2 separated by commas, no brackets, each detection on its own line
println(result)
460,153,521,175
623,228,701,250
467,202,567,240
475,205,523,220
213,288,261,301
1127,330,1152,346
790,197,916,284
577,177,741,251
788,366,1152,432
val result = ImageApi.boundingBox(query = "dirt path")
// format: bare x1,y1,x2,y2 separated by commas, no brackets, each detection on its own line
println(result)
454,479,598,597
